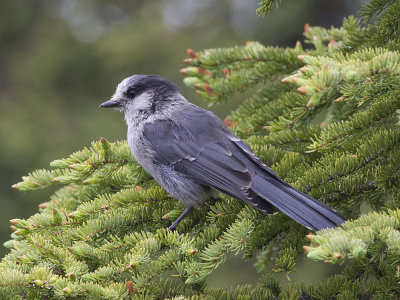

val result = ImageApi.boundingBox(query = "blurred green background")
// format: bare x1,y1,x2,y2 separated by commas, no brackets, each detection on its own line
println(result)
0,0,360,287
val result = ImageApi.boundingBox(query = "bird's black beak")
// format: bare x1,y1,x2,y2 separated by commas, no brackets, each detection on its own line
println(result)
99,99,121,108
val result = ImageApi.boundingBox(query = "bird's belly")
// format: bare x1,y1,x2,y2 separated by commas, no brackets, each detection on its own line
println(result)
154,164,210,207
127,128,208,207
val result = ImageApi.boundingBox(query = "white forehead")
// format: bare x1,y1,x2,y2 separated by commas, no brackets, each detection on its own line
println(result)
116,77,132,93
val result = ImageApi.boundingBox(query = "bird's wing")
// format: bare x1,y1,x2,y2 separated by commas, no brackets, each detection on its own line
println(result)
142,106,273,213
142,105,346,230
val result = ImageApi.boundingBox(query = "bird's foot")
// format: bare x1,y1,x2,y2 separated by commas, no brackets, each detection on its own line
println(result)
165,206,193,232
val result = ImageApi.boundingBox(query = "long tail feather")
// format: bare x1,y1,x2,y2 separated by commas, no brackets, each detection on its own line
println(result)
251,175,346,230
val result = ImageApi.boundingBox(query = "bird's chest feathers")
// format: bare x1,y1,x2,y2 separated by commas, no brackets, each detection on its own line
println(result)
125,98,186,173
127,124,155,169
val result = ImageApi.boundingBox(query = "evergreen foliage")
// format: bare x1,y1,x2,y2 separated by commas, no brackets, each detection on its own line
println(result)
2,0,400,298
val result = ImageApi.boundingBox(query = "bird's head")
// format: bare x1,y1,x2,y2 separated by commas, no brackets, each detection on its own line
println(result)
100,75,180,117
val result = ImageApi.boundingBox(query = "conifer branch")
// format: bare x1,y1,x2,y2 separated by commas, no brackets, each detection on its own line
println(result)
256,0,281,16
3,1,400,298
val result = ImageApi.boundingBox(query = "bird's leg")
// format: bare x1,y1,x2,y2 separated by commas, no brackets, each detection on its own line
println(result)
167,206,193,231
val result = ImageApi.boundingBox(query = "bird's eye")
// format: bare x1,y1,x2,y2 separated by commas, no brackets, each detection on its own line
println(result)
126,88,136,98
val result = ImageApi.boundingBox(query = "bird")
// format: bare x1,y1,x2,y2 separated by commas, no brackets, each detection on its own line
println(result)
100,74,346,231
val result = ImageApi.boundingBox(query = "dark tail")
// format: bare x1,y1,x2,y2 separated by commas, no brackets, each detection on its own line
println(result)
251,174,346,231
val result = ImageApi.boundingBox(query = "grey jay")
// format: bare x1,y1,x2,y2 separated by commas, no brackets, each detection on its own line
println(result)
100,75,346,231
